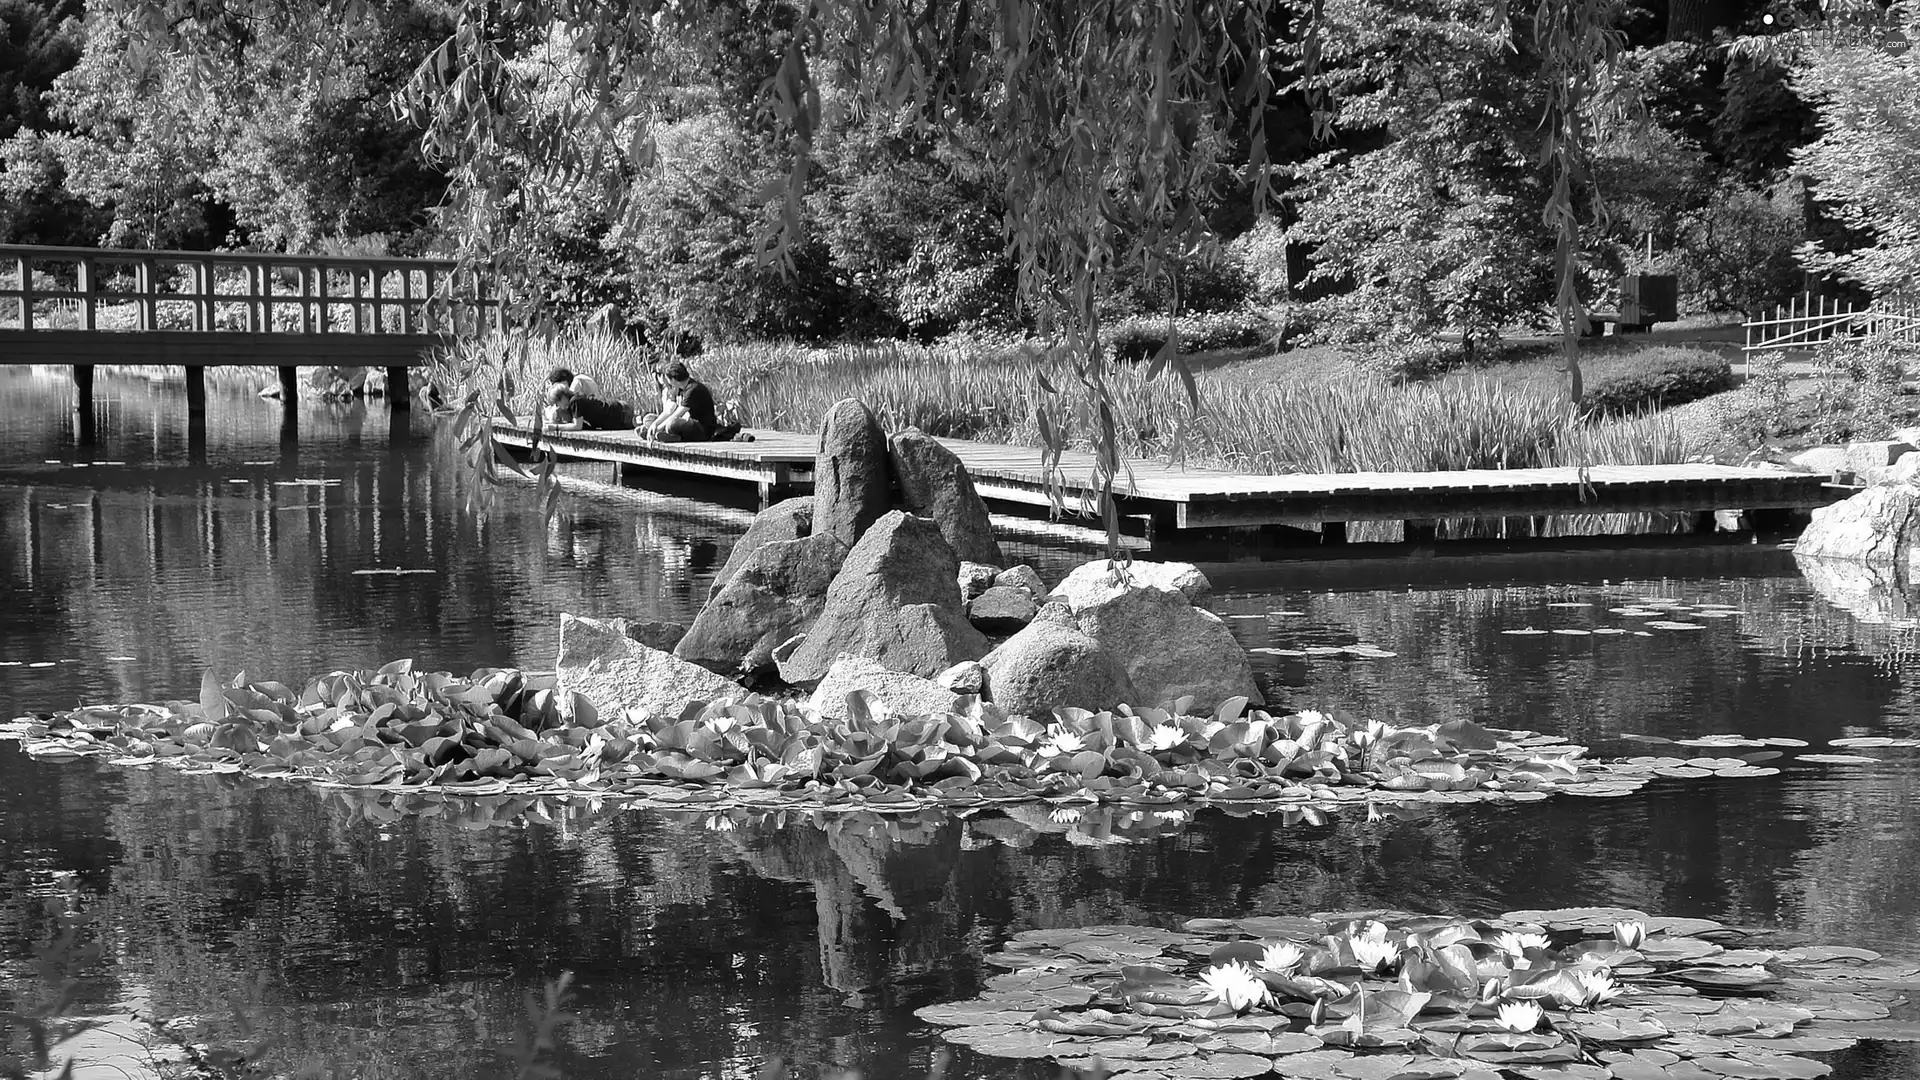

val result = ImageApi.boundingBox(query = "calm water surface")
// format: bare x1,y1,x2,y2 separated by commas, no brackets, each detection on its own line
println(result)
4,367,1920,1079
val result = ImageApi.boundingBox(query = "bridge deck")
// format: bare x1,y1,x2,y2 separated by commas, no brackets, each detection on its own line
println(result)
494,425,1838,539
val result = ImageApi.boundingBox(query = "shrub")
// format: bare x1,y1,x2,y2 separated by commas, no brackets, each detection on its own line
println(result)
1580,346,1735,418
1105,311,1275,362
1806,333,1913,443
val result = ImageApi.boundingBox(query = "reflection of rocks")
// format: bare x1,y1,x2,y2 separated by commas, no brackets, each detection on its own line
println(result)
1794,552,1920,628
727,816,963,1001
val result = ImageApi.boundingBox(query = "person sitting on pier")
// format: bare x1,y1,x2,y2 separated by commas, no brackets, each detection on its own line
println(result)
645,361,718,442
544,383,586,431
547,366,604,400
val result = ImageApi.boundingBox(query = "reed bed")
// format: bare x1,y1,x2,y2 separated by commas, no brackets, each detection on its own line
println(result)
439,332,1696,484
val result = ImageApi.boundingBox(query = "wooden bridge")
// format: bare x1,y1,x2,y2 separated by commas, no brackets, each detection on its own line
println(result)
493,424,1841,554
1,243,500,433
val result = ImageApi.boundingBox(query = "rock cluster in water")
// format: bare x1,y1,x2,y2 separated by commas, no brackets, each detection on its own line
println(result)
585,397,1258,723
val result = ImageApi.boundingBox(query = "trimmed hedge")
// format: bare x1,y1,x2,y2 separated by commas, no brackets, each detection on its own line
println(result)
1582,346,1735,418
1107,311,1276,362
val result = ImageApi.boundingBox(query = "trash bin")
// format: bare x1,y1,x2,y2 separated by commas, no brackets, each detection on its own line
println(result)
1619,274,1678,329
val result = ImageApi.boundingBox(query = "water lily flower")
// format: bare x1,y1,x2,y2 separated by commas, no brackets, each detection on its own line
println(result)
1572,969,1619,1007
1496,1000,1545,1033
1613,920,1647,949
1197,962,1269,1013
1038,730,1085,758
1143,723,1185,752
1351,719,1393,751
1047,807,1084,824
1348,928,1402,972
1261,941,1306,974
1493,931,1551,959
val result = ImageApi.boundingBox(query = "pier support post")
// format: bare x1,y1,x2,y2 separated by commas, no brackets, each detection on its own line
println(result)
73,365,96,443
278,366,298,405
1403,519,1438,544
1321,521,1348,545
387,366,409,410
185,367,207,416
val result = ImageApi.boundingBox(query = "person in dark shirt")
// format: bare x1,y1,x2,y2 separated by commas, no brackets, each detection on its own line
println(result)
646,361,718,442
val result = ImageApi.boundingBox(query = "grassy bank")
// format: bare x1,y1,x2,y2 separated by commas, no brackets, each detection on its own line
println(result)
435,332,1696,479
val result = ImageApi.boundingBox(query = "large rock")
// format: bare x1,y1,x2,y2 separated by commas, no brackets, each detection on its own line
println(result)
557,613,747,717
981,621,1136,716
1047,559,1212,610
891,427,1003,565
1789,446,1849,476
813,400,892,549
958,561,1002,602
711,496,813,599
783,511,990,683
807,654,967,721
1848,440,1914,473
675,532,849,676
1795,484,1920,572
1075,585,1263,711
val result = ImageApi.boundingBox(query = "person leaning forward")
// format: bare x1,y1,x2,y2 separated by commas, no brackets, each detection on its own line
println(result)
645,361,718,442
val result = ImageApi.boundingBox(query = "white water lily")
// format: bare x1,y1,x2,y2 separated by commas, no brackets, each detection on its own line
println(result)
1260,941,1306,974
1143,723,1185,752
1572,968,1620,1007
1047,807,1084,824
1349,928,1402,972
1351,719,1393,750
1494,931,1551,958
1197,962,1268,1013
1496,1000,1545,1033
1038,730,1086,757
1613,920,1648,949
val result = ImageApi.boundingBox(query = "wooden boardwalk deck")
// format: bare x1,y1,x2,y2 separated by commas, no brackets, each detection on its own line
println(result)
494,424,1840,549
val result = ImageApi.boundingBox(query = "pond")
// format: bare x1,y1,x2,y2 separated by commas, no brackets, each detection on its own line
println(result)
3,366,1920,1079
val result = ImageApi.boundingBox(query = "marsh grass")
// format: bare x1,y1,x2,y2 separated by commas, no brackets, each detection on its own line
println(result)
439,332,1694,534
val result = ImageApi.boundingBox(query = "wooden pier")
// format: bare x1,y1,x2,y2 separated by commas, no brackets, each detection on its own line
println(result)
2,244,500,435
494,424,1841,553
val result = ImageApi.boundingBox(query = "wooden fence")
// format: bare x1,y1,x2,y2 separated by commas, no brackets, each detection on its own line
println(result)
0,244,502,338
1744,293,1920,354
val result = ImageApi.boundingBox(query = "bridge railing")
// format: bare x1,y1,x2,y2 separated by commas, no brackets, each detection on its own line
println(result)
0,244,503,338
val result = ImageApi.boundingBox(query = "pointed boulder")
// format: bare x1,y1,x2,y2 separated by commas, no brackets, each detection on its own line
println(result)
890,427,1003,565
675,531,850,677
710,496,813,599
783,511,990,683
813,400,892,549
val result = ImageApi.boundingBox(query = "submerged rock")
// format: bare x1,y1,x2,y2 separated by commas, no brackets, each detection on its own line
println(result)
558,613,748,716
710,496,814,599
891,427,1004,565
981,621,1135,716
676,532,849,677
813,400,892,550
784,511,990,684
807,654,967,722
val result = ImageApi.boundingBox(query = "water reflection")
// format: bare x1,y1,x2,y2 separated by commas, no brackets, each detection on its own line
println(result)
6,365,1920,1078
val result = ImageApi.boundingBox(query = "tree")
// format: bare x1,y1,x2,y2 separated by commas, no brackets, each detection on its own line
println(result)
97,0,1625,551
1786,4,1920,295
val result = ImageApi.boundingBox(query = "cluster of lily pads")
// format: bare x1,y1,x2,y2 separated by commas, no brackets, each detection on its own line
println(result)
920,907,1920,1079
0,661,1803,812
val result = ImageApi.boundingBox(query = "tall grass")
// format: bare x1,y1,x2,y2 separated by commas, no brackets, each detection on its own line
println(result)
437,332,1695,478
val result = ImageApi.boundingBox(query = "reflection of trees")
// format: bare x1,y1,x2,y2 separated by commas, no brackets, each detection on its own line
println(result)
1221,559,1905,747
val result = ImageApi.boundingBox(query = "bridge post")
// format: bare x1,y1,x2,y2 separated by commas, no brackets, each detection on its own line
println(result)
73,365,95,442
185,366,207,416
387,366,409,410
278,366,298,405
